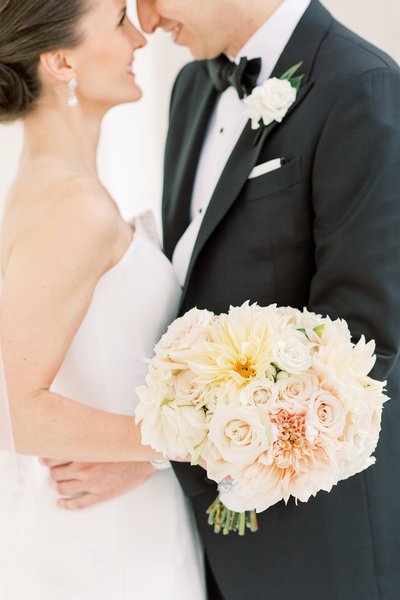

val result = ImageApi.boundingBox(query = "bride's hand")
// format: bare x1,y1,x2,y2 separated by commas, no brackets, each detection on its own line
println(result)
40,458,156,510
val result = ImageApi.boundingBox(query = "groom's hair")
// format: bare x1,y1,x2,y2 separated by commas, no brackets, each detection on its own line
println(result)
0,0,91,122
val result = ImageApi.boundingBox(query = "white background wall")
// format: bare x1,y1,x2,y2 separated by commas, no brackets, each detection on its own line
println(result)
1,0,399,222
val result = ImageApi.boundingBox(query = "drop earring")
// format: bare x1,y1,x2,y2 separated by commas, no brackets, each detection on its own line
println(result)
67,76,78,107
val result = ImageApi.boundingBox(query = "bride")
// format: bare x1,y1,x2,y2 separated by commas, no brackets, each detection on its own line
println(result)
0,0,205,598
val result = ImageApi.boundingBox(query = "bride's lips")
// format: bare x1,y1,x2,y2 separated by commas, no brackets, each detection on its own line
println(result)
127,61,135,77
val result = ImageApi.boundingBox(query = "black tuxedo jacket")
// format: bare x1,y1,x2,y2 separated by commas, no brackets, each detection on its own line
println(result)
162,2,400,598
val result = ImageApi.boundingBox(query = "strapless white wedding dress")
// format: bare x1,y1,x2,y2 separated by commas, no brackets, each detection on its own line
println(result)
0,214,205,600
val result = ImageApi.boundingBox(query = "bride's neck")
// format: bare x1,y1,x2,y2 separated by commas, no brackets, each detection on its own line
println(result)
22,102,104,177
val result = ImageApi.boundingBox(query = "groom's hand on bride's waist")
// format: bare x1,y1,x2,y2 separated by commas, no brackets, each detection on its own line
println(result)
40,458,156,510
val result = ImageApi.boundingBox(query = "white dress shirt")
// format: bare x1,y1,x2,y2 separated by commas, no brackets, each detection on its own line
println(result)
172,0,311,287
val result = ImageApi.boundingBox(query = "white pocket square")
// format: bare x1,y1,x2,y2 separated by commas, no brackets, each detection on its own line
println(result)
248,158,283,179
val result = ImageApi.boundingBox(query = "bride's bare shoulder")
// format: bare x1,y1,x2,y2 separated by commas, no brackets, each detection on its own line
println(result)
48,174,119,230
2,169,121,277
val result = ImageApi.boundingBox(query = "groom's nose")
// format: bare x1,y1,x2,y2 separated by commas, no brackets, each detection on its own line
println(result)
136,0,162,34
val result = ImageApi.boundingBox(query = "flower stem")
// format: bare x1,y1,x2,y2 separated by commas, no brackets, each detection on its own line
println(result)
206,496,258,535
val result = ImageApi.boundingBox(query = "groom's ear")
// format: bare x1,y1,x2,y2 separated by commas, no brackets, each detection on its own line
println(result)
39,50,75,84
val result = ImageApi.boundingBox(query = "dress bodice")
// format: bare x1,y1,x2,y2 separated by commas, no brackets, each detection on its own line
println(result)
51,213,181,416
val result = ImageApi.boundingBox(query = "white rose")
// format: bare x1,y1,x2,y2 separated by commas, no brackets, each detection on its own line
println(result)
338,408,380,480
201,440,233,483
154,308,213,370
208,405,277,468
338,381,387,479
307,391,346,438
272,334,313,375
174,370,209,407
274,306,302,327
135,376,176,424
278,372,320,407
219,469,283,513
144,360,178,386
198,384,228,414
138,402,208,460
244,78,297,130
239,379,279,407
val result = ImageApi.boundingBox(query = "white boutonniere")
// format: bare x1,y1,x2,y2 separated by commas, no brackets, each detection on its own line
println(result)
244,62,305,130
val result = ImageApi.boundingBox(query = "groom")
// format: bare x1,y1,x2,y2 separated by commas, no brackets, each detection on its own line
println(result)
46,0,400,597
135,0,400,598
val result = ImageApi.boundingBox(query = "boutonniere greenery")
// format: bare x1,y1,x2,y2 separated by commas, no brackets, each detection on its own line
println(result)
244,62,305,131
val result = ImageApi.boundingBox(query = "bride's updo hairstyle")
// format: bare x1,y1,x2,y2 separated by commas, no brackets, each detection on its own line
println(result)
0,0,90,122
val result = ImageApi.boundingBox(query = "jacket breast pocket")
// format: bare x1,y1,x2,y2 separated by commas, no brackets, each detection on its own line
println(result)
243,156,302,202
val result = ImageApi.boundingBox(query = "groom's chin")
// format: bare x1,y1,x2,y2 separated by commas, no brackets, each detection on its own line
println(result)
174,34,219,62
189,47,223,61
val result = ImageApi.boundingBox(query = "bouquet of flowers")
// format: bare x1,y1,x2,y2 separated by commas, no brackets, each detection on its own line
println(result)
135,302,388,535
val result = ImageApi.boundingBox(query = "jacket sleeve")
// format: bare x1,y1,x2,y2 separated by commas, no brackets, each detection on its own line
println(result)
309,67,400,380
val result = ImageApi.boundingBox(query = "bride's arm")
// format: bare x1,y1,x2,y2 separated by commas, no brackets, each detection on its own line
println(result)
0,182,161,462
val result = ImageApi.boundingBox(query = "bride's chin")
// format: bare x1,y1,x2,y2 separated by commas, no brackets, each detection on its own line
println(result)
107,89,143,108
122,92,142,105
128,87,143,102
124,79,143,101
132,86,143,100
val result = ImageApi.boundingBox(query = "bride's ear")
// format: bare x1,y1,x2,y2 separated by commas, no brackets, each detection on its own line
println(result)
39,50,75,84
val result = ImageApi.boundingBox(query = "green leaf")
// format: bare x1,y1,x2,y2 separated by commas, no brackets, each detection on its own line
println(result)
280,61,303,81
297,328,310,340
313,325,325,338
289,74,305,92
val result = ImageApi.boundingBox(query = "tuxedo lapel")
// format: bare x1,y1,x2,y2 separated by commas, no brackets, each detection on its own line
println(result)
163,71,218,259
269,0,333,82
181,80,313,300
179,1,332,303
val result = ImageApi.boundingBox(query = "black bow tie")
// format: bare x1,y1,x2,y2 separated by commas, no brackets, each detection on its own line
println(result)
207,55,262,99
